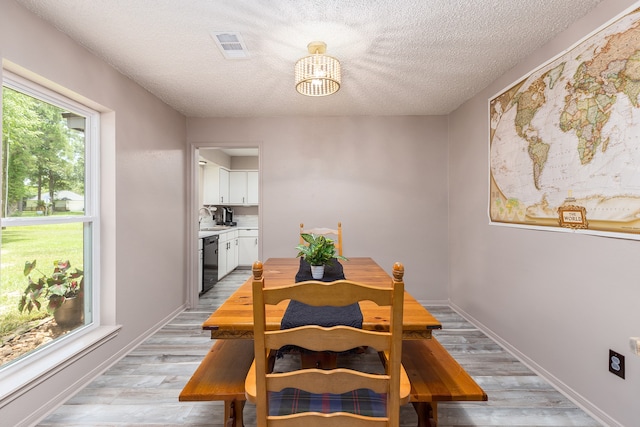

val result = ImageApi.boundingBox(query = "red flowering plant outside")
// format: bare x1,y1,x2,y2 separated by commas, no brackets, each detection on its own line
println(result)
18,260,84,314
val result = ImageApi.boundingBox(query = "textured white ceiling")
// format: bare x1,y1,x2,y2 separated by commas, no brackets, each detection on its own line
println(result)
15,0,604,117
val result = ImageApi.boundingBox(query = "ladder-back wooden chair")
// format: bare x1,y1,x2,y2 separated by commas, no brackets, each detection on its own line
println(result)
299,222,343,256
245,260,409,427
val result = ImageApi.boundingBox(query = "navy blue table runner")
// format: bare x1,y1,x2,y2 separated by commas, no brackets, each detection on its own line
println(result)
280,258,363,330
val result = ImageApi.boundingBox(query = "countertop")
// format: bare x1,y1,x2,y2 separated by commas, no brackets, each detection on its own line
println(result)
198,226,258,239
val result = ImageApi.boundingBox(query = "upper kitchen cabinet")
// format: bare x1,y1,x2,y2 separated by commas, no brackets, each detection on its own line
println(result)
229,171,246,204
219,168,230,204
203,165,231,205
202,164,220,205
229,170,258,205
200,150,259,206
247,171,258,204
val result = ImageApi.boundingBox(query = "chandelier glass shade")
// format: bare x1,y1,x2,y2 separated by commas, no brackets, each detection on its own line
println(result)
295,41,341,97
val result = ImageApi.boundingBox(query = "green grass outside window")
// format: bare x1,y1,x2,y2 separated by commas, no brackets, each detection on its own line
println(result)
0,221,84,339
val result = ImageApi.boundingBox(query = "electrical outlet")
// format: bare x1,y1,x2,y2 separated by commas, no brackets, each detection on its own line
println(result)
609,349,625,379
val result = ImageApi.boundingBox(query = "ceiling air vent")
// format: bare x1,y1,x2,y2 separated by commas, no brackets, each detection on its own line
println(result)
211,31,249,59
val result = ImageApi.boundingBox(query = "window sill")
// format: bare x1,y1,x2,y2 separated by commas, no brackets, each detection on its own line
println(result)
0,324,121,406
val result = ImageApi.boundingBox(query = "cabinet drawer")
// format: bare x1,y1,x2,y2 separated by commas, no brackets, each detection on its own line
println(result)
218,229,239,241
238,229,258,237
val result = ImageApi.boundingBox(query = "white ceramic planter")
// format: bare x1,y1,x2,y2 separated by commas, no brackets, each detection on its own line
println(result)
310,265,325,280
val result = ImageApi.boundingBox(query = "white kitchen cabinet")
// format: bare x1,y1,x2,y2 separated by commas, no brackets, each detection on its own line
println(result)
202,166,231,205
218,232,229,279
238,228,259,267
201,165,220,205
231,233,239,271
198,238,204,293
229,171,247,204
247,171,259,204
218,229,239,279
219,168,230,204
218,231,229,280
228,170,258,205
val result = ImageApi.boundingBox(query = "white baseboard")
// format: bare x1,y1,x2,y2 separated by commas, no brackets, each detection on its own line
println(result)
415,298,449,306
448,301,619,427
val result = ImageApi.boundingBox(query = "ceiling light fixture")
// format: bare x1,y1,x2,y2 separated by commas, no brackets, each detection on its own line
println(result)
295,41,341,97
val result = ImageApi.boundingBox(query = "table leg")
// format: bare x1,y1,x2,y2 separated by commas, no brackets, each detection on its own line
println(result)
233,400,245,427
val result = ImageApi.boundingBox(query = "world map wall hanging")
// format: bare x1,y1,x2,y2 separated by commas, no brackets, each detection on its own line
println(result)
489,4,640,238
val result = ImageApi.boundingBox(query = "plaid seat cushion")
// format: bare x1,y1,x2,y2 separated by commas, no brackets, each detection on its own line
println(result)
269,388,387,417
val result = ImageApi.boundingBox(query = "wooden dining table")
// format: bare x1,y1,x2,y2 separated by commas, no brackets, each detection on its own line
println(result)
202,257,442,339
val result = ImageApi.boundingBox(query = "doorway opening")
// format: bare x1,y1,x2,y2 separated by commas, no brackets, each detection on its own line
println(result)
189,145,260,307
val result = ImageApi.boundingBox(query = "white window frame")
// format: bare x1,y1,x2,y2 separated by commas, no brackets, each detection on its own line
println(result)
0,71,118,407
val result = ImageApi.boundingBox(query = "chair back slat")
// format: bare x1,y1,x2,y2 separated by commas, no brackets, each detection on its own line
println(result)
268,414,390,427
248,260,406,427
300,222,343,256
267,369,390,395
264,280,393,307
265,326,391,353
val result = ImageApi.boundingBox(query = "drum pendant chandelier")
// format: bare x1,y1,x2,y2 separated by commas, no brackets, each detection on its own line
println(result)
295,41,341,97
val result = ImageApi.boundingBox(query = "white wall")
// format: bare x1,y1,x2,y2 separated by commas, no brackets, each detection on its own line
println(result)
188,116,450,301
1,1,188,425
448,0,640,425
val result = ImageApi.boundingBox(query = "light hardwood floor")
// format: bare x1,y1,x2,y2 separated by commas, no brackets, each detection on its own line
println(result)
38,269,603,426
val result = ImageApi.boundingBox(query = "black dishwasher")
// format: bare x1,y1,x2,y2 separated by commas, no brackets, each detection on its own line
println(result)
202,235,219,295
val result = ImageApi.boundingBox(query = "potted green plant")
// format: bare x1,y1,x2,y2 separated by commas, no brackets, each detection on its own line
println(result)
296,233,347,279
18,260,84,328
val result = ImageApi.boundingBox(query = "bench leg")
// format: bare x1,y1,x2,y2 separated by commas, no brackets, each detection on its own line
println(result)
412,401,437,427
431,402,437,426
224,400,233,427
224,399,245,427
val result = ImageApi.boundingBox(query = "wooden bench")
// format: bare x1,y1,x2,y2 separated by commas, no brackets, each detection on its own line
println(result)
402,338,488,427
179,339,254,427
179,337,485,427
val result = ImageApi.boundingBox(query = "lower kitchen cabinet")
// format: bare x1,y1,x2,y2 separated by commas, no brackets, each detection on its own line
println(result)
217,228,257,277
218,230,238,279
238,228,259,266
198,238,204,293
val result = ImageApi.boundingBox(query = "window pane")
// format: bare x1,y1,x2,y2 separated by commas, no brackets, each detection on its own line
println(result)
0,223,90,365
2,87,85,218
1,82,92,368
